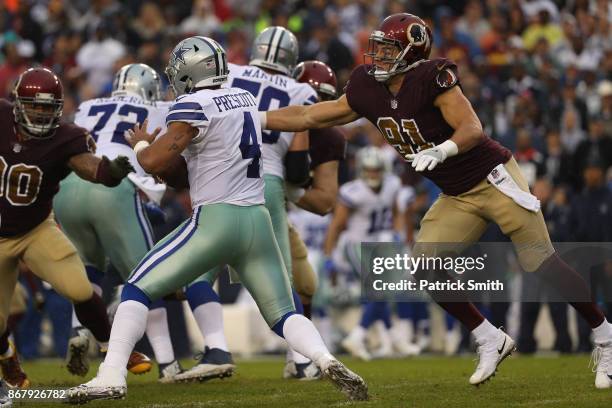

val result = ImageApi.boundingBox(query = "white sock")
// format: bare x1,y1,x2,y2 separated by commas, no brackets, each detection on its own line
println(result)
104,300,148,371
291,348,311,364
391,319,411,344
593,319,612,344
471,319,498,344
193,302,228,351
374,321,392,350
282,314,334,370
349,325,367,342
145,307,175,364
71,283,102,330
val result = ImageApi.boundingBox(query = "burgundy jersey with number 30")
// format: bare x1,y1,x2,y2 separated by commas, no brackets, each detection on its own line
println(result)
0,100,93,237
345,58,511,196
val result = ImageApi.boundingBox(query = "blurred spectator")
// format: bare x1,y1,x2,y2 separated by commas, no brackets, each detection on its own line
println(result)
522,9,563,51
456,0,490,43
514,128,545,186
75,19,125,96
543,128,573,186
0,35,33,97
518,178,572,354
572,115,612,190
180,0,220,37
569,158,612,350
131,2,168,46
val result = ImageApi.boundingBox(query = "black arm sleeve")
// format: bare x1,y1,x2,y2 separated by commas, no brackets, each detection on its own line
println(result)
284,150,310,186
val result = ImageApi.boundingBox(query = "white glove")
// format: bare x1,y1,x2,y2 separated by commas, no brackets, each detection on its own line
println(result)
405,140,458,172
285,183,306,203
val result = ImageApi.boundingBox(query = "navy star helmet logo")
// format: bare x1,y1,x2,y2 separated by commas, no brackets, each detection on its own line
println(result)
173,45,190,64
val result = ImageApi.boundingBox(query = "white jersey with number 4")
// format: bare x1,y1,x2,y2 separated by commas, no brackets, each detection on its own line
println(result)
166,87,264,207
227,63,318,179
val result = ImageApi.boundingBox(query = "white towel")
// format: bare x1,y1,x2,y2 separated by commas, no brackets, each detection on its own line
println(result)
127,173,166,205
486,163,540,212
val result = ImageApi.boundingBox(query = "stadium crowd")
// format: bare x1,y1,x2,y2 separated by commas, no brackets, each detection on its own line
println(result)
0,0,610,358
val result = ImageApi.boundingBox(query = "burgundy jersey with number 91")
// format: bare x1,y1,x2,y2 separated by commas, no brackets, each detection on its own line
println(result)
0,100,93,237
345,58,511,196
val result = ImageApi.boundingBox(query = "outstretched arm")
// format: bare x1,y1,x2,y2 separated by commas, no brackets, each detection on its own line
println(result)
265,95,360,132
68,153,134,186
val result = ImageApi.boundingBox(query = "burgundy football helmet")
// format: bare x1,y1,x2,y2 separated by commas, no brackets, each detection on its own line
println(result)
293,60,338,101
365,13,432,82
13,67,64,138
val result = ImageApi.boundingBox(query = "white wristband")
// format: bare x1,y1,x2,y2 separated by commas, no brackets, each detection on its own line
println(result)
439,139,458,158
133,140,150,154
259,111,267,129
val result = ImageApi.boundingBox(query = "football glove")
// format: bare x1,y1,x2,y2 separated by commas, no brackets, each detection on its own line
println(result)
108,156,135,180
405,140,458,172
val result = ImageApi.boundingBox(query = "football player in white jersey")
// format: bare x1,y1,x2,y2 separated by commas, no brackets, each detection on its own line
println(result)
176,26,321,382
67,36,367,404
53,64,180,381
324,146,419,360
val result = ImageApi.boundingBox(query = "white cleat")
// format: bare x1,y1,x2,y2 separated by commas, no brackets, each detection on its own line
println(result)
392,339,421,357
174,363,234,383
469,329,515,386
174,347,235,383
591,341,612,389
341,336,372,361
322,359,368,401
66,363,127,404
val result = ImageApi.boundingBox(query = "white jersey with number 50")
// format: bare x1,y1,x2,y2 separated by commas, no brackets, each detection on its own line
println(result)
74,94,170,177
166,87,264,207
227,63,318,179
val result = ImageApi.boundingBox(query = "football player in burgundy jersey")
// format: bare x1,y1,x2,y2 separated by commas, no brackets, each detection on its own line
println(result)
284,60,347,379
263,13,612,388
0,68,137,387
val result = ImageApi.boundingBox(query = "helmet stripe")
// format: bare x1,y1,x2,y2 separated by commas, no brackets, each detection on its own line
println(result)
120,64,135,90
272,29,286,64
198,37,220,77
264,27,278,62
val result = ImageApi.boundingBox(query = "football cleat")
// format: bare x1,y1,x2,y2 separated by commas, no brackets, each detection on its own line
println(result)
283,361,322,381
469,329,515,386
66,363,126,404
66,328,90,377
341,335,372,361
126,351,152,375
158,360,183,384
591,341,612,389
322,359,368,401
0,342,29,388
0,379,11,407
174,347,235,383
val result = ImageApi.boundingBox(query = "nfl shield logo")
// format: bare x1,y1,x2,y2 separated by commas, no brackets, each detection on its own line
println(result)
390,99,398,109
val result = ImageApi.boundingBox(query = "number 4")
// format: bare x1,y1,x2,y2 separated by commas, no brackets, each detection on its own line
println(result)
239,112,261,178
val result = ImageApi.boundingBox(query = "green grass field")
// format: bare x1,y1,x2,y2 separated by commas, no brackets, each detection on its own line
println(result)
12,355,610,407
